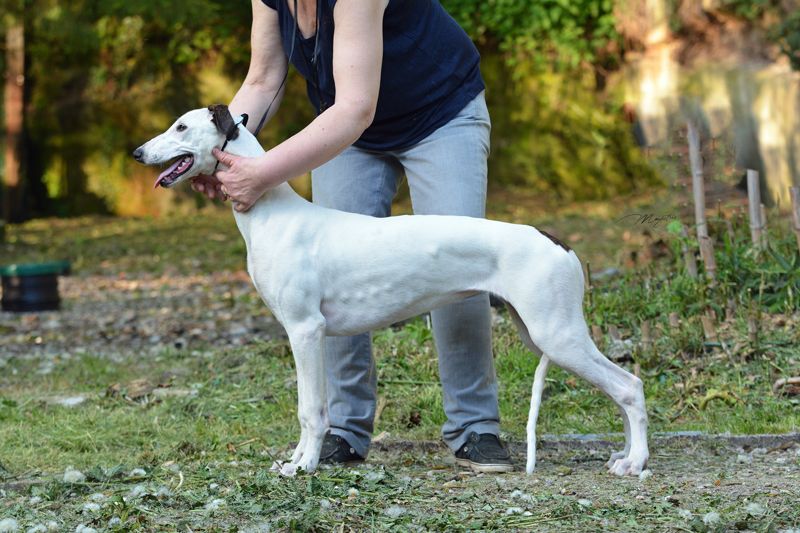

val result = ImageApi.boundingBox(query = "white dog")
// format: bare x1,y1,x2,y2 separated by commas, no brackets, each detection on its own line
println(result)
134,105,649,477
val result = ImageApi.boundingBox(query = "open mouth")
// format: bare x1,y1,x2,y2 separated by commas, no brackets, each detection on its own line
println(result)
154,154,194,188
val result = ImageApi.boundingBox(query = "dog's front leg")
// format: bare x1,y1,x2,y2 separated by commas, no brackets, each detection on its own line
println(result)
278,316,329,477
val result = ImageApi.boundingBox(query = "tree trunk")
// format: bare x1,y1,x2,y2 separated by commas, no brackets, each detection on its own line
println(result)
4,18,26,222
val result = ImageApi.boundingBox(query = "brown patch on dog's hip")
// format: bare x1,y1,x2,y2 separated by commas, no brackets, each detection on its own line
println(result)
538,230,572,252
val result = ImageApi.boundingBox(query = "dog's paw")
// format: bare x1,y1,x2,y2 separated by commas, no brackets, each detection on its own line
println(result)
608,456,647,477
279,462,300,477
605,450,628,469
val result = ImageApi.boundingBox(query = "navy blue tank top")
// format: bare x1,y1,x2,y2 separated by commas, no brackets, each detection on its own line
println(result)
260,0,485,151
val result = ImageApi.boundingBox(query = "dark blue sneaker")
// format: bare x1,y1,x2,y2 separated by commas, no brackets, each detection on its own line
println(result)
454,432,513,473
319,433,365,465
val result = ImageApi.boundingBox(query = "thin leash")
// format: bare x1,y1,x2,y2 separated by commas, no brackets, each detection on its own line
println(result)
253,0,313,136
213,113,249,174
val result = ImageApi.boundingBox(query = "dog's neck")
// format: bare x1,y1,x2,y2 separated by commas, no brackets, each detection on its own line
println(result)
217,121,308,245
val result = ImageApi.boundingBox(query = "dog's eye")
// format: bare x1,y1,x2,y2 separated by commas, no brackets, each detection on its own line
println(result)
176,123,187,132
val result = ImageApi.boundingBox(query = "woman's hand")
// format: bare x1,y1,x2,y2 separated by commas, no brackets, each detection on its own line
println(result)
213,147,273,212
190,173,227,201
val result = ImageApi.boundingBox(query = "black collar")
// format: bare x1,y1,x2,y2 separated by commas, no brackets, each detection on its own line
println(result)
214,113,249,172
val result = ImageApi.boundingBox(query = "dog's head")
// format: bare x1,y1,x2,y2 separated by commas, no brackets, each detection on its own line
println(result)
132,104,242,188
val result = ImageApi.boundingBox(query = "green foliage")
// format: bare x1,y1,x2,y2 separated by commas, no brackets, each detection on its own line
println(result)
442,0,621,68
9,0,252,214
484,55,661,198
773,10,800,70
586,210,800,364
717,0,772,21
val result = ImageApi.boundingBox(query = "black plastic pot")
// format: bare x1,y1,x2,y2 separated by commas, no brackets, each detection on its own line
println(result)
0,261,70,312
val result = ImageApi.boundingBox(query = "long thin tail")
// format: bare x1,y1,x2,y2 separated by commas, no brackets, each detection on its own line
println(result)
526,355,550,474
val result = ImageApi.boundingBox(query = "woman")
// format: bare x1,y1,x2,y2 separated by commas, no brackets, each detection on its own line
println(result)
195,0,511,472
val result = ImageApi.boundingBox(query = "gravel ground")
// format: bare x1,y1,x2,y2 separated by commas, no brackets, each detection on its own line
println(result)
0,272,283,362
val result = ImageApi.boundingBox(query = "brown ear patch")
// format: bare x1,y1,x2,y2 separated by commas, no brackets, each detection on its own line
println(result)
208,104,239,140
539,229,572,252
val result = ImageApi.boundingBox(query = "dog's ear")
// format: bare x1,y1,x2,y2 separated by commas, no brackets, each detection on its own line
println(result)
208,104,239,140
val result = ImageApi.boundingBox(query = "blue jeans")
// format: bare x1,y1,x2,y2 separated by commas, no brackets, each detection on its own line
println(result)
311,91,498,456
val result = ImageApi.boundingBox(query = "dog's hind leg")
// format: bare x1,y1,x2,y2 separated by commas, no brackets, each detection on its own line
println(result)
507,290,648,474
534,327,649,476
606,407,631,469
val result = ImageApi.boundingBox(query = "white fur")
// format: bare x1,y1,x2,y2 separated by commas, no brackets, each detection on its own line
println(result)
136,108,650,476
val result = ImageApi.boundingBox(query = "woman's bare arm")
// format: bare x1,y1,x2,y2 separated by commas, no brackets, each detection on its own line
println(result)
215,0,390,211
193,0,288,198
229,0,289,133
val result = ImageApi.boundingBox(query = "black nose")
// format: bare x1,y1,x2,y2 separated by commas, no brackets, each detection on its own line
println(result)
132,147,144,162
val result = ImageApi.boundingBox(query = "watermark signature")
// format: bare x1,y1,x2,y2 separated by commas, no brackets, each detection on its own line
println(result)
616,212,678,230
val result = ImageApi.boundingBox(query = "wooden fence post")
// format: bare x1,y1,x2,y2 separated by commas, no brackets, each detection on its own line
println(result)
747,170,765,249
687,122,708,239
640,320,652,356
584,262,594,307
679,225,698,278
699,236,717,281
591,325,604,349
790,186,800,252
747,288,760,358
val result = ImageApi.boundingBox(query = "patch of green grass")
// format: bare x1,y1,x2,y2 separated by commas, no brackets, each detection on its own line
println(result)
0,342,297,472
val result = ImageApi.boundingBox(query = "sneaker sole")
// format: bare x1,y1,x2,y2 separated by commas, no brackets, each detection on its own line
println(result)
455,458,514,473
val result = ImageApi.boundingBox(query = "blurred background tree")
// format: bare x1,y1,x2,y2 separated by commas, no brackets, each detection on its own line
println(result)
1,0,799,219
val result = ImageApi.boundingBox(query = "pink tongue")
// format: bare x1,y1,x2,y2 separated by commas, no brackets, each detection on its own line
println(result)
154,159,183,189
